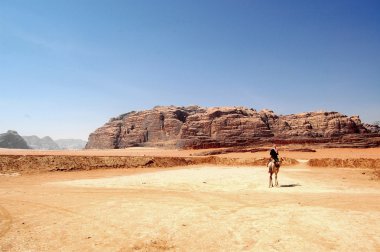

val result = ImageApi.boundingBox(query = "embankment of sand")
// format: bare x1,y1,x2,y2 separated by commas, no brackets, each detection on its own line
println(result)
0,155,297,174
308,158,380,169
1,150,380,175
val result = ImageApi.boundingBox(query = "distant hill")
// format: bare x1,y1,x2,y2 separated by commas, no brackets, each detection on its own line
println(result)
22,136,87,150
55,139,87,150
0,130,30,149
23,135,60,150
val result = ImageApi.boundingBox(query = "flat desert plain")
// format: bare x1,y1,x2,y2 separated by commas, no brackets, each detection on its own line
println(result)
0,147,379,251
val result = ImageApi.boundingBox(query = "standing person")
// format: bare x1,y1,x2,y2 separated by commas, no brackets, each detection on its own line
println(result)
268,144,281,187
270,145,279,163
268,144,280,172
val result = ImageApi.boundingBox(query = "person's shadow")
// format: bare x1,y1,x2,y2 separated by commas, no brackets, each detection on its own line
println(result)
280,183,301,188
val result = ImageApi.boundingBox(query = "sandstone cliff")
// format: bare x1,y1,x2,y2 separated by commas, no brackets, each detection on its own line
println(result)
86,106,380,149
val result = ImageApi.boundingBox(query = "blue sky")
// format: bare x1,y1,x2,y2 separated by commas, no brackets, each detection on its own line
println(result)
0,0,379,140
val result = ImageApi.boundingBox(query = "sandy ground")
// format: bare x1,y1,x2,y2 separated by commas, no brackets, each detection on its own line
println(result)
1,146,380,159
0,147,198,157
0,161,379,251
219,147,380,159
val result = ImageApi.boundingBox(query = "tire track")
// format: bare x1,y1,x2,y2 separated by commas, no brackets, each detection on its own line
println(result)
0,199,129,239
0,205,12,238
3,199,77,216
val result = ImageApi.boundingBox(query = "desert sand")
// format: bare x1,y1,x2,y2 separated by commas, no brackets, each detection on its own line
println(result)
1,146,380,159
0,148,380,251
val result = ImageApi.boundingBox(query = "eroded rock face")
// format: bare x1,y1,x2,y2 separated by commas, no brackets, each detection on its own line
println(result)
86,106,380,149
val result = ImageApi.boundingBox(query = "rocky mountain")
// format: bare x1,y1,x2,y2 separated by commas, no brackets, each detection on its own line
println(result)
55,139,87,150
0,130,30,149
23,135,60,150
85,106,380,149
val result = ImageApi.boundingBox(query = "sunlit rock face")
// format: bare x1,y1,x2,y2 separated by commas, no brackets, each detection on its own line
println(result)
86,106,380,149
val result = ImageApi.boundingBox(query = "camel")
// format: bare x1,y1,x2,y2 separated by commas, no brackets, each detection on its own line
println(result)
268,157,282,188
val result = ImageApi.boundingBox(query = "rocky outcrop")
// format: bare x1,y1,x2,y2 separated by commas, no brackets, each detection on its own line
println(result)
86,106,380,149
23,135,60,150
0,130,30,149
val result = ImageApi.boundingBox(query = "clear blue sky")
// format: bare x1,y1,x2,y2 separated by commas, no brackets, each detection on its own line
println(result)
1,0,379,140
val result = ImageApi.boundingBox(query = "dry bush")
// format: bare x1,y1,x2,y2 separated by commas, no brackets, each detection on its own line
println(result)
373,169,380,180
130,238,175,251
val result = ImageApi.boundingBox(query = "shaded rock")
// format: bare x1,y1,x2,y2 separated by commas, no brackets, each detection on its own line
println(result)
364,123,380,134
193,147,268,156
287,148,316,152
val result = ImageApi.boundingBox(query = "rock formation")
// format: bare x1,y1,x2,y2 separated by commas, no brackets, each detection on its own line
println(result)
0,130,30,149
86,106,380,149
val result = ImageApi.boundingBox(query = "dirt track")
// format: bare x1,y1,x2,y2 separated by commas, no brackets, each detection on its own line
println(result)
1,161,379,251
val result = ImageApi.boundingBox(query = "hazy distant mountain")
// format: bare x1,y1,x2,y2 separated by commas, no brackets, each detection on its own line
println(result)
0,130,30,149
23,135,60,150
55,139,87,150
22,136,87,150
